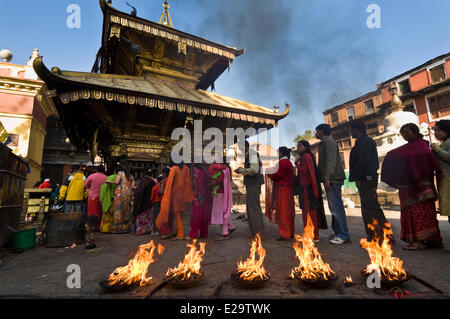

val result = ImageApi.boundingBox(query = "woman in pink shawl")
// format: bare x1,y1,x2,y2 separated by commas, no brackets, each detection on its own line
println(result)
209,161,235,241
187,163,212,239
381,123,443,250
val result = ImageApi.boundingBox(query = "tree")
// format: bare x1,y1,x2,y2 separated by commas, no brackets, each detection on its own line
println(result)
293,129,315,145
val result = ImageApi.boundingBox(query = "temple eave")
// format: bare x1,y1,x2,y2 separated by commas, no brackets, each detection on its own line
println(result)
33,58,286,125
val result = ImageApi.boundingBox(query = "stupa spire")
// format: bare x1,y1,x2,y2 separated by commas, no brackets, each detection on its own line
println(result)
389,82,404,112
159,0,173,28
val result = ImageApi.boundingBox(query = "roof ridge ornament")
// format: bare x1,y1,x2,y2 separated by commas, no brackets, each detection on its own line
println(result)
159,0,173,28
125,2,137,16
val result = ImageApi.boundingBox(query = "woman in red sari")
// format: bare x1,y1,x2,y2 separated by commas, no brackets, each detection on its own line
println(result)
267,147,296,241
188,163,212,239
381,123,443,250
295,141,328,241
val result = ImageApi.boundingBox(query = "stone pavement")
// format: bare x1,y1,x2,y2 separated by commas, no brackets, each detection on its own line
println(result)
0,204,449,299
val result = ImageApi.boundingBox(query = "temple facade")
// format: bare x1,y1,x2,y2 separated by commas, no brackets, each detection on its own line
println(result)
33,0,288,181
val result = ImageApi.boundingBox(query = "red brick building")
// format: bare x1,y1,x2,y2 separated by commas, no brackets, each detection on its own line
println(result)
320,52,450,172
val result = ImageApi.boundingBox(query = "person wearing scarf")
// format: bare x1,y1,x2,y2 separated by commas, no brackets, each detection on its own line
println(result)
99,172,117,233
209,159,235,241
266,146,296,241
381,123,443,250
235,141,265,239
187,163,213,239
105,166,133,234
156,162,194,240
295,141,328,242
134,169,157,235
431,119,450,252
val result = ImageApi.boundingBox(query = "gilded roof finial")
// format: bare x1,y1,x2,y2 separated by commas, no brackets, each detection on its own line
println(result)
159,0,173,28
389,82,404,112
27,48,40,66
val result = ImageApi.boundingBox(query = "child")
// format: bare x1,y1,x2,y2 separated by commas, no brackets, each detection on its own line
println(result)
80,215,100,250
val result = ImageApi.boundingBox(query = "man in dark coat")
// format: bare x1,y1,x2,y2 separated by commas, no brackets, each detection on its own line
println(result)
349,119,388,241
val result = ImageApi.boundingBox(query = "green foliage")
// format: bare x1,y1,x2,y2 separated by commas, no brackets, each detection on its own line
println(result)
293,129,315,144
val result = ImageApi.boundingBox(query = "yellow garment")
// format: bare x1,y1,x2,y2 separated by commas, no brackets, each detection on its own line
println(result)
100,205,115,233
59,172,88,201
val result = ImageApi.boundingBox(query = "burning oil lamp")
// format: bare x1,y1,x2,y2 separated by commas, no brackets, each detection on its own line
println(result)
164,239,206,289
360,221,410,288
231,233,271,288
101,241,164,291
290,216,338,288
344,275,354,287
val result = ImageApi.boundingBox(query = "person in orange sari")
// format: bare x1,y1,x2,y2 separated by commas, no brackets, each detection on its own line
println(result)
156,162,194,240
266,147,296,241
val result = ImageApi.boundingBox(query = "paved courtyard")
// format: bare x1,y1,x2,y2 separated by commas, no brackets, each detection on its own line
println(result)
0,204,449,299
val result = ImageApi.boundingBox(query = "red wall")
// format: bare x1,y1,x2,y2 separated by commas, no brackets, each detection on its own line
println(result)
445,59,450,78
0,93,47,128
32,99,47,128
409,69,430,91
381,86,392,104
414,96,429,124
0,92,34,115
0,69,10,77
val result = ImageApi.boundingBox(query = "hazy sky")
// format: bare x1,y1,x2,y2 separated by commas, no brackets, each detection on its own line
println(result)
1,0,450,146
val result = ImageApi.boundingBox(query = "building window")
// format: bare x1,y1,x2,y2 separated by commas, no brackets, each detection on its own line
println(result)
398,79,411,95
430,64,446,84
365,99,374,114
341,138,351,148
346,107,355,121
404,103,417,114
330,112,338,123
333,132,349,141
428,92,450,120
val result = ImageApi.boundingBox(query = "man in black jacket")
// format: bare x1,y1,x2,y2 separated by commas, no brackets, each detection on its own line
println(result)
349,120,387,241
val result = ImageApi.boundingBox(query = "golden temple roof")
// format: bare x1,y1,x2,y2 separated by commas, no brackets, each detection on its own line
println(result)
34,57,289,126
99,0,244,59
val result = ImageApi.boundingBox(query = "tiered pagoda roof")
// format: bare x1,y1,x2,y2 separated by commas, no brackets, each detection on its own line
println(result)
33,0,288,163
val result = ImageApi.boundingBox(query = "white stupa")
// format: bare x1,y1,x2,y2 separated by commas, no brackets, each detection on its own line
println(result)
375,83,428,192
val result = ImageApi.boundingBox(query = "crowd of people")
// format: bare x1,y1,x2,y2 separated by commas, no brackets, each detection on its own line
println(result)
36,119,449,252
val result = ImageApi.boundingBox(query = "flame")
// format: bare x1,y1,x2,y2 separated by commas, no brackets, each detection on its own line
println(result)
360,220,407,281
345,275,353,283
236,233,269,281
166,239,206,281
107,241,164,287
157,243,165,256
290,215,336,280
